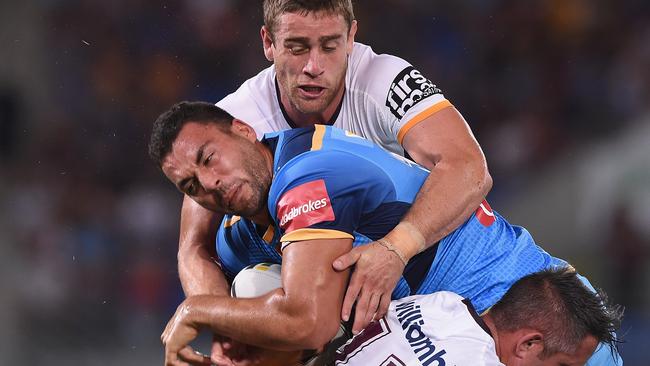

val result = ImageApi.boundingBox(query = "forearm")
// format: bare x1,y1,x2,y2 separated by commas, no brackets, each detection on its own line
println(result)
386,159,492,259
393,106,493,259
181,239,350,351
178,195,228,296
178,244,230,297
184,290,338,351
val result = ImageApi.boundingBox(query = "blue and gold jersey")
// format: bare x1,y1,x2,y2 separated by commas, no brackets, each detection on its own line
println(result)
216,125,564,313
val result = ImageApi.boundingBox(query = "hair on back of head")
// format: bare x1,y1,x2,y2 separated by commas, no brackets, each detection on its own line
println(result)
490,267,623,359
148,101,234,167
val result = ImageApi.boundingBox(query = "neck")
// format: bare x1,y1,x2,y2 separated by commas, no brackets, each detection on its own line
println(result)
249,209,272,227
482,313,504,362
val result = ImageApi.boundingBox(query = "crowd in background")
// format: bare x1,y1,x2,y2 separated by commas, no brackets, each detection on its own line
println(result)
0,0,648,364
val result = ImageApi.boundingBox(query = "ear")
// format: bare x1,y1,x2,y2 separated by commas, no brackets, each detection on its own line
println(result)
515,331,544,360
231,119,258,142
346,20,358,55
261,26,275,62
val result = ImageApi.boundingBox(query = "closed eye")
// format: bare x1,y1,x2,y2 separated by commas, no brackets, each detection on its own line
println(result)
204,152,213,165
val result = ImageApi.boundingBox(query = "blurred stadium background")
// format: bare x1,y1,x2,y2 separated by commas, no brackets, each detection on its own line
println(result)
0,0,648,364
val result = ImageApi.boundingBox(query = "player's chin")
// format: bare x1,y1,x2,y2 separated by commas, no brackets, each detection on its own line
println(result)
293,94,330,113
232,200,265,218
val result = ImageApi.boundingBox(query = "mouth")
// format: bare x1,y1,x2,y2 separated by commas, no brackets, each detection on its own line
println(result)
297,85,326,98
224,184,241,211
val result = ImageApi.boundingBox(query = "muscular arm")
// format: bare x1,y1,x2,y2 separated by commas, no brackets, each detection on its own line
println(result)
393,105,492,256
178,195,229,296
335,106,492,333
162,237,351,363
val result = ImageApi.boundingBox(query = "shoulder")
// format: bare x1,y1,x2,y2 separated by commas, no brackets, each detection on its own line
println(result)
346,42,413,97
270,127,389,188
348,42,412,78
216,65,285,138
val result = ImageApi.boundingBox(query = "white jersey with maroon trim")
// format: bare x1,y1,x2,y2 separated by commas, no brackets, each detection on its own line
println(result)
334,292,503,366
216,42,451,156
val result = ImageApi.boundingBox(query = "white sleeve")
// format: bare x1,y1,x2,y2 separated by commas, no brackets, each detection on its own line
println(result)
349,44,452,146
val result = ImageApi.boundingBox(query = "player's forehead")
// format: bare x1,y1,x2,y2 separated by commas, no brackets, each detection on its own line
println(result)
161,123,221,181
274,11,348,41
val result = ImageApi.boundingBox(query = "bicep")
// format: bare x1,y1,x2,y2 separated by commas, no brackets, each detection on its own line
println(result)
281,238,352,325
401,106,485,170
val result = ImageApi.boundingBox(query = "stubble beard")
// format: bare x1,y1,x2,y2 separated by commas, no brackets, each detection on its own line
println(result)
233,150,272,218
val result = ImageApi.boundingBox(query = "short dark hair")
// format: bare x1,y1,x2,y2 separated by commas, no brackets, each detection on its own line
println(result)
490,267,623,358
263,0,355,38
148,101,234,167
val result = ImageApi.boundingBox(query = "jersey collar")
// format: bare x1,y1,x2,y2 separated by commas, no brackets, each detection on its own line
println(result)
462,298,493,339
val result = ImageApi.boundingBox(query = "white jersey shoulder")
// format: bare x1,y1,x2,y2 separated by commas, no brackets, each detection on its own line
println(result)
216,42,449,155
334,292,503,366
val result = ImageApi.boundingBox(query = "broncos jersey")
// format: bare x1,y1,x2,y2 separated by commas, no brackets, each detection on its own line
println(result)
216,42,450,156
216,125,565,313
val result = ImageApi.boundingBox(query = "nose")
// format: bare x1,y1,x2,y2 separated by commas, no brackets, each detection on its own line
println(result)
197,169,221,193
303,49,324,77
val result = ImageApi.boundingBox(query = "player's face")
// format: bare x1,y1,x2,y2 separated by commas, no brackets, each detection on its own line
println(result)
161,121,272,217
263,11,357,120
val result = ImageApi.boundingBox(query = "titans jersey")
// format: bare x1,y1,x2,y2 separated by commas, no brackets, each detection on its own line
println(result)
216,42,450,156
335,292,502,366
216,125,564,313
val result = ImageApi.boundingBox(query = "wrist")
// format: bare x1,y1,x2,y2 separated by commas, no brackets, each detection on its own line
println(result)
375,238,408,265
383,221,426,261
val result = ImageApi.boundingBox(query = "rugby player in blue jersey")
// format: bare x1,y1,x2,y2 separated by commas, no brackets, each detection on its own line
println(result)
149,102,621,365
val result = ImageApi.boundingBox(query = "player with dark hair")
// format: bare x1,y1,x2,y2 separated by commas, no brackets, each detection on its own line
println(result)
150,102,621,365
186,266,621,366
175,0,493,343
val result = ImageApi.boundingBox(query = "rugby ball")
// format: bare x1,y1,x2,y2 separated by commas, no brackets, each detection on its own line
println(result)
231,263,282,298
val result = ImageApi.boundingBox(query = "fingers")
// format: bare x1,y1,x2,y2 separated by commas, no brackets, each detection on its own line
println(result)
352,290,378,334
341,270,363,322
165,345,191,366
178,346,212,365
333,246,362,271
211,354,236,366
366,292,381,323
377,292,391,320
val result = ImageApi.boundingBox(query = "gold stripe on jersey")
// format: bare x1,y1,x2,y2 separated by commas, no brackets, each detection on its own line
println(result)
397,99,453,145
223,215,241,228
311,124,326,151
262,225,275,243
280,228,353,244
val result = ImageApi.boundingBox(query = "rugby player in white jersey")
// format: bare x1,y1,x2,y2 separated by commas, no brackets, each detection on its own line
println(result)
178,0,491,344
164,266,620,366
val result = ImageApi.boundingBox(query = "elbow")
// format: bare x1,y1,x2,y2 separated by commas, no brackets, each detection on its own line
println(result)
293,315,341,350
275,301,341,350
470,151,492,198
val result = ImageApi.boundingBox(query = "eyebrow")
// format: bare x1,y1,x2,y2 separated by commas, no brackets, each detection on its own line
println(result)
174,141,208,192
196,142,208,165
284,34,342,44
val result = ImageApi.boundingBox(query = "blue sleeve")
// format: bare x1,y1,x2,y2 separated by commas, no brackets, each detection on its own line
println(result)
268,150,397,242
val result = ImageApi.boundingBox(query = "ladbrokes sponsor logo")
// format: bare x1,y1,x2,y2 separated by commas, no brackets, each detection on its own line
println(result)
279,198,327,226
386,66,441,120
276,179,335,233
